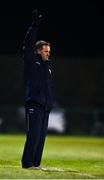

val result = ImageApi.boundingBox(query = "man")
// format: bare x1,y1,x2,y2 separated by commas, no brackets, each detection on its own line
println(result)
21,10,54,170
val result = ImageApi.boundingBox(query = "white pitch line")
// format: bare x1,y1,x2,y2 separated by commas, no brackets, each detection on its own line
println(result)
41,167,97,179
75,172,97,179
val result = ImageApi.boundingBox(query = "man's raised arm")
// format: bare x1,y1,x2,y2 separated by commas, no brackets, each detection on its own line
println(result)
23,9,42,52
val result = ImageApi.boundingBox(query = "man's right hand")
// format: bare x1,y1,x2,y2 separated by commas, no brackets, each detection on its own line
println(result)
32,9,42,26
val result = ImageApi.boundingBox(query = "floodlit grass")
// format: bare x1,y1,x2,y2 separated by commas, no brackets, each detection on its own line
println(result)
0,135,104,179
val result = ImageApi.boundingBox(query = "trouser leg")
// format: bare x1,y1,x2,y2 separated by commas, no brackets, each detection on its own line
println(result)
33,111,49,166
21,103,44,168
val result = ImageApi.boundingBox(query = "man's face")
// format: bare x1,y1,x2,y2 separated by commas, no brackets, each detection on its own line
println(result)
37,45,51,61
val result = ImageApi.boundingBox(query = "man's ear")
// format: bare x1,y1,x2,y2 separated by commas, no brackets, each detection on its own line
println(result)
37,49,41,54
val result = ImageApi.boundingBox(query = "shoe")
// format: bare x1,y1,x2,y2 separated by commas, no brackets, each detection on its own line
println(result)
26,166,41,170
33,166,48,171
24,166,48,171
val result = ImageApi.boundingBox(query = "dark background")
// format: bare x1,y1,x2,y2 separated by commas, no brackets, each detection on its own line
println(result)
0,1,104,56
0,1,104,135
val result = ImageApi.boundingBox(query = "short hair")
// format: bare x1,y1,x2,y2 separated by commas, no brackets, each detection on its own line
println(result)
35,40,50,51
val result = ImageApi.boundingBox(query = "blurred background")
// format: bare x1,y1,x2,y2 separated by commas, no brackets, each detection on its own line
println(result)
0,1,104,136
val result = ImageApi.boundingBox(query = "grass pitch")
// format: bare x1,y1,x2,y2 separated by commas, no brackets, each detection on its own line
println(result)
0,135,104,179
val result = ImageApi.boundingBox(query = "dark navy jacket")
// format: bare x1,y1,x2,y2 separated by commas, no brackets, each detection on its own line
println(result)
23,20,54,111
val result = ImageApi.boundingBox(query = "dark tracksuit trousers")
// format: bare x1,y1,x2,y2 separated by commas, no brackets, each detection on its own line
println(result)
22,102,49,168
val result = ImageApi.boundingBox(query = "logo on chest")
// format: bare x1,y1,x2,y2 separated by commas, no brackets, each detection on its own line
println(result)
49,68,51,74
35,61,40,65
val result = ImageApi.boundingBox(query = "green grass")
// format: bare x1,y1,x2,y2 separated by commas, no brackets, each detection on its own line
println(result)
0,135,104,179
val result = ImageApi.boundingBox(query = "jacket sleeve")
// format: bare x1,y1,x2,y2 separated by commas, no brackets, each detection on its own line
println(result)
23,20,38,50
23,12,42,63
